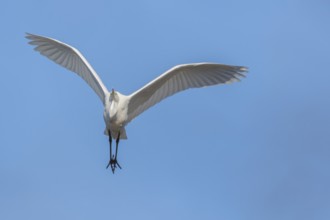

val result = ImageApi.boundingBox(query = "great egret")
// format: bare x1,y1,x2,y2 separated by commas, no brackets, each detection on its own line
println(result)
26,33,247,173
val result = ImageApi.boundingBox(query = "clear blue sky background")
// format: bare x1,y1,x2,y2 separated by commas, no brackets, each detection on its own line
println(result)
1,0,330,219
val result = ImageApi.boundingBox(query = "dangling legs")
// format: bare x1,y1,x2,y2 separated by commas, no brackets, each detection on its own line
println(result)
106,130,121,173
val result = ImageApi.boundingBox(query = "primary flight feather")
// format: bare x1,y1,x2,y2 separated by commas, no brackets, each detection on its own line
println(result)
26,33,247,173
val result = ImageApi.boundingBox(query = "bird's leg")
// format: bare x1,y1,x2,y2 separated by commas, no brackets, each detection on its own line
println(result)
106,130,113,170
114,132,122,170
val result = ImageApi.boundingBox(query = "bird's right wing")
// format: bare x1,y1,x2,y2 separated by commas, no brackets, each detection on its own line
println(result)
26,33,109,105
127,63,247,122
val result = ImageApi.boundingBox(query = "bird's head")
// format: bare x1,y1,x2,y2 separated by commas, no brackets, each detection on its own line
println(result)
109,88,118,102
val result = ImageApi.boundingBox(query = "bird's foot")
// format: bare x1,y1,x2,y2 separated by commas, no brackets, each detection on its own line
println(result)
106,157,122,173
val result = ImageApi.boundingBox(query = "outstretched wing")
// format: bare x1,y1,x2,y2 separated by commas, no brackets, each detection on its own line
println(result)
26,33,109,104
127,63,247,122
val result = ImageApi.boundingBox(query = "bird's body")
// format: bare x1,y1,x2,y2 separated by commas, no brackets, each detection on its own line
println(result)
26,33,248,173
104,91,128,139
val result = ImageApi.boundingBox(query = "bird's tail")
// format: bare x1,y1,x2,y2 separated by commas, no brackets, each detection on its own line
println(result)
104,128,127,140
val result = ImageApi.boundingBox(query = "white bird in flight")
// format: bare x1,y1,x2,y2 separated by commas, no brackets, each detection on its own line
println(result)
26,33,247,173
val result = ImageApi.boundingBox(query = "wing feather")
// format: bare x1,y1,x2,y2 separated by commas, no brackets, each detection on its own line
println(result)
127,63,247,122
26,33,108,104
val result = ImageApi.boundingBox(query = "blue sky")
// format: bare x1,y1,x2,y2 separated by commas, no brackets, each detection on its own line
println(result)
1,0,330,219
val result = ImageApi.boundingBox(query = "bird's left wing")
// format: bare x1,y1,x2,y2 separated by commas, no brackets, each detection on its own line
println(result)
127,63,247,122
26,33,109,105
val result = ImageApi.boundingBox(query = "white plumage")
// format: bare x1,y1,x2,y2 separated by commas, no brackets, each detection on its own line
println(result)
26,33,247,172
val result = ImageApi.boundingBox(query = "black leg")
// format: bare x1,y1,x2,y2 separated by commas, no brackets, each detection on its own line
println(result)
106,130,112,169
114,132,122,169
